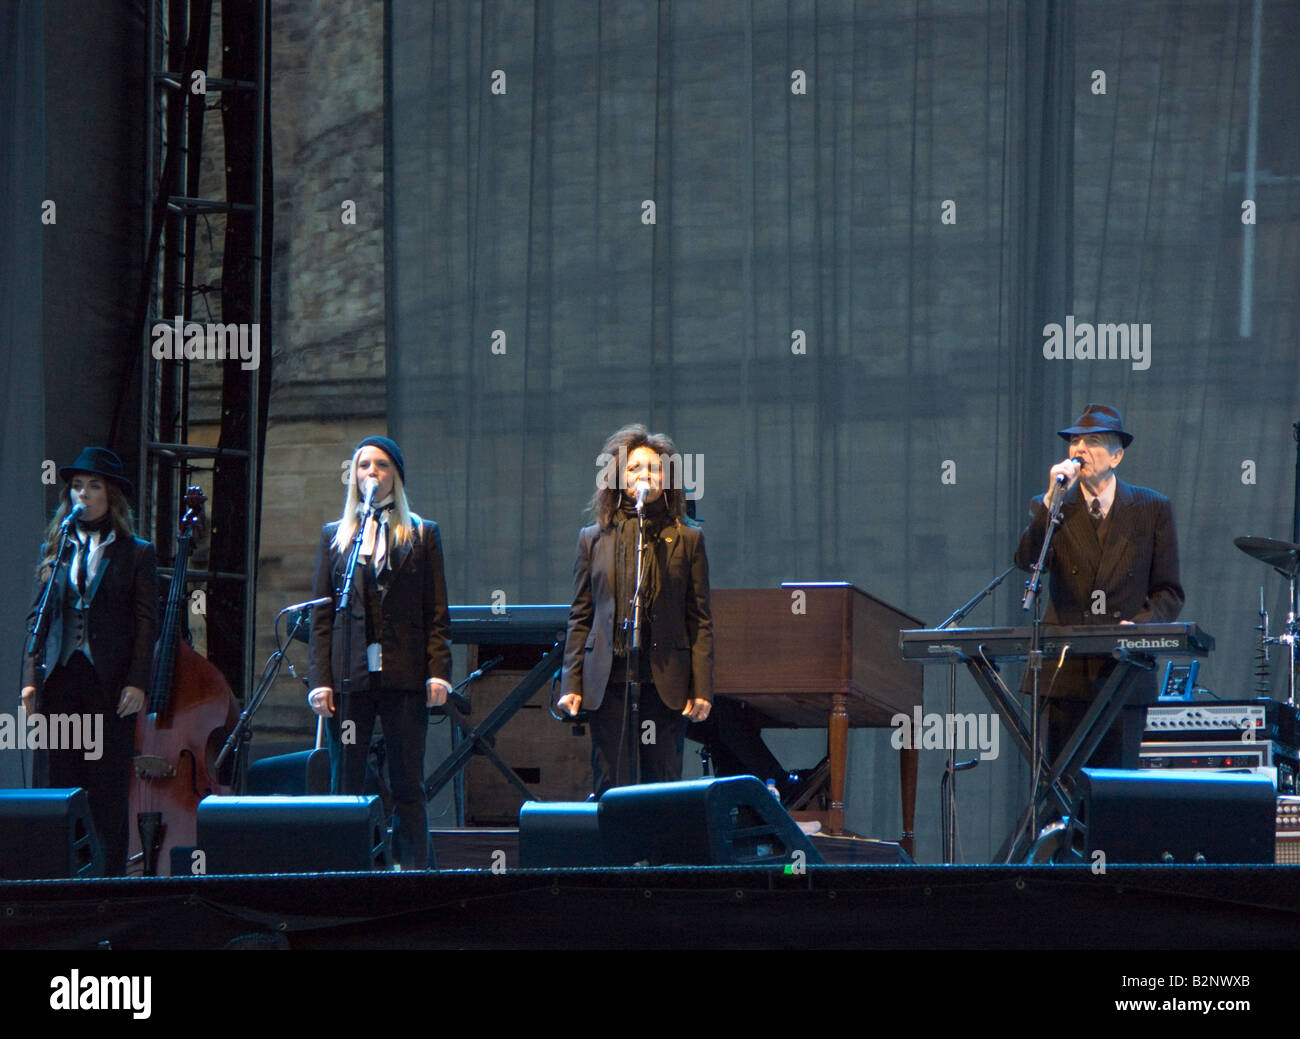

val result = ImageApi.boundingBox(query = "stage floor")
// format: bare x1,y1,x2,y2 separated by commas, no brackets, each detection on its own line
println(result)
3,860,1299,951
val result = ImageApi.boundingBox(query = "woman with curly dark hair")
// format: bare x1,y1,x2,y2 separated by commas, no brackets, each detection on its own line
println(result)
557,424,713,796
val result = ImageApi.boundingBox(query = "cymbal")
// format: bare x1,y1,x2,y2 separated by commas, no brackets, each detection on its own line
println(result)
1234,536,1300,578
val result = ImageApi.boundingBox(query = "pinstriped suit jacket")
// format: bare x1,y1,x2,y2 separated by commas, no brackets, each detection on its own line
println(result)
1015,480,1184,698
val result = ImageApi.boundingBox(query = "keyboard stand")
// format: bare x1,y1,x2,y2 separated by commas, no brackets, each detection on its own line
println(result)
994,651,1155,863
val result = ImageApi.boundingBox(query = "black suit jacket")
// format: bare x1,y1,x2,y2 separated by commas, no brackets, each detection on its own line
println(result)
561,519,713,712
23,535,159,696
308,519,452,693
1014,479,1184,698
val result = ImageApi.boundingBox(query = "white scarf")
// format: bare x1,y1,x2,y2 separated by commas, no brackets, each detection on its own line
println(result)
359,494,396,574
70,528,116,604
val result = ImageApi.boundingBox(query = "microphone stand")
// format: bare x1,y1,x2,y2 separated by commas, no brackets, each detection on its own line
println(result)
1021,478,1071,842
438,656,498,826
332,494,374,793
624,499,648,787
23,517,81,726
1289,421,1300,706
215,597,331,788
935,564,1016,862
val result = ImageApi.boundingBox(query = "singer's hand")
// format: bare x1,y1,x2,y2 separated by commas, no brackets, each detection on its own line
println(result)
20,686,35,714
1047,457,1083,497
682,698,711,723
308,686,335,717
556,692,582,717
426,678,450,708
118,686,146,718
1049,457,1082,484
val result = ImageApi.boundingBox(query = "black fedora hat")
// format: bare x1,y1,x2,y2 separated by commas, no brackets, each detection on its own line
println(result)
1057,404,1133,448
59,446,133,495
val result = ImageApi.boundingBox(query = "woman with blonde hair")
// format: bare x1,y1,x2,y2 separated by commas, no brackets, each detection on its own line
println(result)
307,436,452,868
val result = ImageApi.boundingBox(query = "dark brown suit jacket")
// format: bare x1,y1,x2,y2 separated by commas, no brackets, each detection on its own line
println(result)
561,519,713,712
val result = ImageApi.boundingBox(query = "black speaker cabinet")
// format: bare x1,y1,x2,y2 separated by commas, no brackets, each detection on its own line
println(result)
1073,768,1276,864
0,788,104,878
521,776,824,868
196,795,392,874
519,800,605,868
245,748,331,796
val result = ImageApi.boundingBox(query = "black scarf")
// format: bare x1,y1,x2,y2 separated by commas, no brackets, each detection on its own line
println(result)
359,502,396,645
75,513,113,537
611,496,669,656
72,514,112,597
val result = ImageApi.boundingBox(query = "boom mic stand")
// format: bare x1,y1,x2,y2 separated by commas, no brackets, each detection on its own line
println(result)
935,564,1016,862
22,517,80,778
1021,477,1071,842
215,596,332,788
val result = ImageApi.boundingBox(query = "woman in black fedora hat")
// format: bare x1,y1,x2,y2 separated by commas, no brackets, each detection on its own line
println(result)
20,447,159,875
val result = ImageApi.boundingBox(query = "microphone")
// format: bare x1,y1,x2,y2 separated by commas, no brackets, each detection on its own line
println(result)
635,482,651,513
282,595,333,614
1054,456,1085,485
60,503,86,530
360,476,380,511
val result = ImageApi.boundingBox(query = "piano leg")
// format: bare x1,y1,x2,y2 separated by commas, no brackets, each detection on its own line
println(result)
899,746,917,858
829,692,848,834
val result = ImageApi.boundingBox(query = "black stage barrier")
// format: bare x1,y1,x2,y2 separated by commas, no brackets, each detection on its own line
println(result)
2,864,1299,950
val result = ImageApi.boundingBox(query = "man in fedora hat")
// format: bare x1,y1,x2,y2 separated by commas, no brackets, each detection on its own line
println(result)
1014,404,1184,768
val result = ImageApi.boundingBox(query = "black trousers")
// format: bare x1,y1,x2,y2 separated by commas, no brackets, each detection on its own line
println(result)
589,680,686,797
36,653,135,876
327,678,434,868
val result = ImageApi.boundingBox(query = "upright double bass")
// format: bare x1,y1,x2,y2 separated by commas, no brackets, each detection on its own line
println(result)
128,487,239,875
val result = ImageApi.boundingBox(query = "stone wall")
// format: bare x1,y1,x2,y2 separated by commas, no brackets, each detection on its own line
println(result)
190,0,389,738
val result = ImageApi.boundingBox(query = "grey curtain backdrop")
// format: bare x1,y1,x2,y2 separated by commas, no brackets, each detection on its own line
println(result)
1,0,48,788
387,0,1300,862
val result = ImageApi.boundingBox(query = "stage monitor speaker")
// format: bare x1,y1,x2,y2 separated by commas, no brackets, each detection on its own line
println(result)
1073,768,1276,864
0,788,104,878
245,748,331,796
196,795,392,874
599,775,824,867
518,800,605,868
